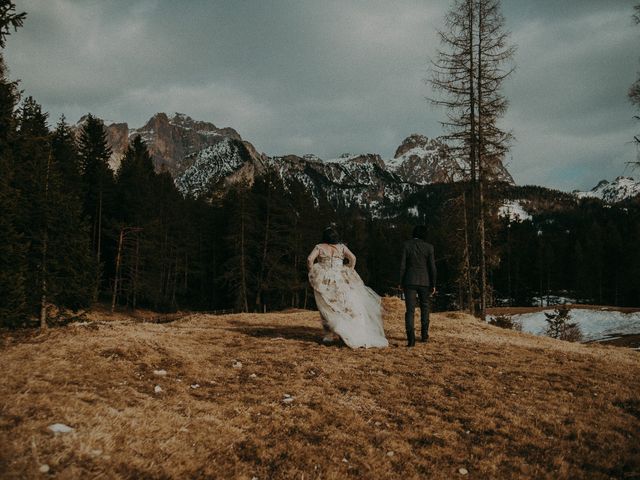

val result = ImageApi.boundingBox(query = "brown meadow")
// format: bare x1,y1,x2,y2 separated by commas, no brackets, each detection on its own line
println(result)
1,297,638,479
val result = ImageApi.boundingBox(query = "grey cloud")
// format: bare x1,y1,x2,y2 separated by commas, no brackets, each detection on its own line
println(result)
4,0,639,190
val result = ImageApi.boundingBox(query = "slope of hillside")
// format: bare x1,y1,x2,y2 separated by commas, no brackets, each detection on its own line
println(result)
1,298,638,479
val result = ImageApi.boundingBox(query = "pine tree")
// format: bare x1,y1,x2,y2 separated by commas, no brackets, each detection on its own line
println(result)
112,135,156,310
51,116,82,198
544,305,582,342
49,117,97,312
115,135,155,226
0,0,25,48
14,98,96,327
222,182,257,312
14,97,52,325
77,114,114,299
429,0,515,319
251,172,292,312
0,54,26,327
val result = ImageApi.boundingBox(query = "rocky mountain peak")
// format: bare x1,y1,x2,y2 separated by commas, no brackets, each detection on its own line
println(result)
386,134,514,185
142,112,169,129
167,112,216,133
325,153,385,170
575,176,640,203
394,133,433,158
82,112,249,175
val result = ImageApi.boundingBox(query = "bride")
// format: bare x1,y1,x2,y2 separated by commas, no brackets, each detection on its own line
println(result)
307,226,388,348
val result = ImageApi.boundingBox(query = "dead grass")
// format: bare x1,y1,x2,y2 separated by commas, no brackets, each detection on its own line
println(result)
0,297,638,479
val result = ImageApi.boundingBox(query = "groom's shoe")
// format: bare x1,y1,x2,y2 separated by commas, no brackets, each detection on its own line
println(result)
420,335,429,343
407,339,416,347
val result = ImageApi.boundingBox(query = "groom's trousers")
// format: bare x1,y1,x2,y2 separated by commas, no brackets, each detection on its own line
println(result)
403,285,431,343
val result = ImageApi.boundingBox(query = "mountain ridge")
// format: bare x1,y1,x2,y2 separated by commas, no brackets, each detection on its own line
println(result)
76,112,639,206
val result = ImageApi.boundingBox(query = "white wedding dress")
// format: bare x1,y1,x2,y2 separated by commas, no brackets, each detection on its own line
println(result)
307,243,388,348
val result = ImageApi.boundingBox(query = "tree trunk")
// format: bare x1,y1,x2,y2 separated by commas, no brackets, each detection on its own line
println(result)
111,228,124,312
40,225,49,329
255,183,272,311
132,233,139,309
476,0,487,320
462,191,473,313
171,252,178,310
239,192,249,313
39,153,52,330
94,188,103,301
468,0,480,317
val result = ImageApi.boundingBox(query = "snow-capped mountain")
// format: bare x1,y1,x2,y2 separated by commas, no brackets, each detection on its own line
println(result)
75,112,249,174
386,134,513,184
574,176,640,203
175,138,264,198
170,129,514,206
82,113,515,207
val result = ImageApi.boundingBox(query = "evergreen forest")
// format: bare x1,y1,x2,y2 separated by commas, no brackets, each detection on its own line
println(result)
1,2,639,329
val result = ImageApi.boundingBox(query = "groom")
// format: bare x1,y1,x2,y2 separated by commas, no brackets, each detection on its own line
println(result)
399,225,437,347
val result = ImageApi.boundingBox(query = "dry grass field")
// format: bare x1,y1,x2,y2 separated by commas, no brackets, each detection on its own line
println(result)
1,297,639,479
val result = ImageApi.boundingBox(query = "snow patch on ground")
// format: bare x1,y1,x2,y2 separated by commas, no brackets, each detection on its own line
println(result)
498,200,532,222
511,309,640,342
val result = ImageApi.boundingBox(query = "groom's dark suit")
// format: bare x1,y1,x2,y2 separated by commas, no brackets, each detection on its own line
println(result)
399,238,437,346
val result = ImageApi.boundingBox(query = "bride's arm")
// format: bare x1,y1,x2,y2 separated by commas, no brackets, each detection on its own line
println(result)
343,245,356,269
307,245,320,270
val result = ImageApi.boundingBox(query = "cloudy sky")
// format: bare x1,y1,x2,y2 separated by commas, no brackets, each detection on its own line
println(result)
4,0,639,190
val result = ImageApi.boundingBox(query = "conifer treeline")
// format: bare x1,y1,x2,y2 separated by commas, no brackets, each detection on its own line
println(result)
1,1,639,329
0,79,416,324
2,90,640,328
2,79,640,328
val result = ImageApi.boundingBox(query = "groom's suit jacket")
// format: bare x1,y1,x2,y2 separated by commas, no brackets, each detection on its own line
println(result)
399,238,437,287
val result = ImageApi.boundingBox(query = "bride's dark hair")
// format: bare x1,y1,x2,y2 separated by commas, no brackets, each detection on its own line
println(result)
322,225,340,244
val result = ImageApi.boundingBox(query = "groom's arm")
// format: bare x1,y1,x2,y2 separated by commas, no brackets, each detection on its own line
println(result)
398,243,407,286
428,245,437,289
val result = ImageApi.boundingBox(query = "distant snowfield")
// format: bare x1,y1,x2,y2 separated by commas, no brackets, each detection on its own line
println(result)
498,200,532,222
574,176,640,203
510,309,640,343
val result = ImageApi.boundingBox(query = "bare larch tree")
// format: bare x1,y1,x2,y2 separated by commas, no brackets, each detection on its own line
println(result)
429,0,515,319
630,3,640,164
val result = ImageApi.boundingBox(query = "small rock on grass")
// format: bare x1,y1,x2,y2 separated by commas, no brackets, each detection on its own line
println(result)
190,384,200,389
232,361,243,369
282,394,294,404
387,451,394,457
48,423,73,434
458,467,468,475
154,385,163,393
153,369,167,376
39,464,50,473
